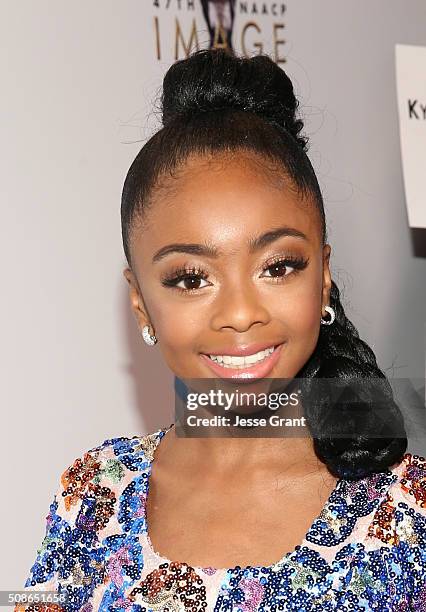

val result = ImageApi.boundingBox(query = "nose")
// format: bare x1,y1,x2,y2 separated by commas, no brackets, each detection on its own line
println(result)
210,280,271,333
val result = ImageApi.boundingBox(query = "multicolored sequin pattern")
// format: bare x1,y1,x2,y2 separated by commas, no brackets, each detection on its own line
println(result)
16,427,426,611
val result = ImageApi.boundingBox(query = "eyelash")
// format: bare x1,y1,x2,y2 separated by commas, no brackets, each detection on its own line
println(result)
161,255,309,294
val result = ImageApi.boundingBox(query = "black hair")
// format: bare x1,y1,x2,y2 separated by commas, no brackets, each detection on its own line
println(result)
121,48,407,480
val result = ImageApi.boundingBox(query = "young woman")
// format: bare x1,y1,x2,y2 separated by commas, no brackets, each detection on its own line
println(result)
18,48,426,611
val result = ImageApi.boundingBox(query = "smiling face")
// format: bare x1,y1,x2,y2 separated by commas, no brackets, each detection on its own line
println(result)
123,149,332,381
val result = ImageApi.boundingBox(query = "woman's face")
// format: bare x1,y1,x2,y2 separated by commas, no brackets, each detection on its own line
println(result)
124,150,332,381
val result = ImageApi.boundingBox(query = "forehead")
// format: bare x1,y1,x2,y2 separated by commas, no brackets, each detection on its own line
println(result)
132,151,321,259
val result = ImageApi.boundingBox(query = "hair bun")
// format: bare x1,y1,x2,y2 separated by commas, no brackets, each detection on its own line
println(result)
161,48,308,150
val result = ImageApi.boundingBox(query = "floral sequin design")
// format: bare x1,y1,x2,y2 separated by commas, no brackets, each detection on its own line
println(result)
342,559,385,596
367,455,426,547
23,491,107,596
400,453,426,508
17,428,426,611
106,544,134,588
367,492,398,545
129,562,207,610
306,470,398,549
107,535,144,585
346,471,385,502
234,577,265,611
59,450,117,533
77,485,117,532
61,452,102,510
110,434,158,472
216,555,334,611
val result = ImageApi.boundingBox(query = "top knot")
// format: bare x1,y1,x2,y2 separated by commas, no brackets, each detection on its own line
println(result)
161,48,308,151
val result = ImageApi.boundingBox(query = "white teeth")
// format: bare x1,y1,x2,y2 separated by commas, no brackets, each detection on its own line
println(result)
208,346,275,368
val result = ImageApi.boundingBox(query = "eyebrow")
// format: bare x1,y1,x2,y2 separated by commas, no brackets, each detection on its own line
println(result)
151,226,308,264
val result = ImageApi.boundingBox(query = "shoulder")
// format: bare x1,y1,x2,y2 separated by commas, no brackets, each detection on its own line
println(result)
388,451,426,514
386,453,426,598
57,425,170,517
365,452,426,553
51,424,171,526
62,426,165,478
84,424,168,458
20,425,172,594
381,451,426,537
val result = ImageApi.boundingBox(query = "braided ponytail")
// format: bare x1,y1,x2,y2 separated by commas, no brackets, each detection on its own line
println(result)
297,280,407,479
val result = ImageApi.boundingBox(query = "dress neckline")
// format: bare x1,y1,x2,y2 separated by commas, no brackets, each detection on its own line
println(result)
141,423,349,573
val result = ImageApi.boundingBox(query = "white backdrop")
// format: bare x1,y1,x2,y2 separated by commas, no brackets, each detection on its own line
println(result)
1,0,425,591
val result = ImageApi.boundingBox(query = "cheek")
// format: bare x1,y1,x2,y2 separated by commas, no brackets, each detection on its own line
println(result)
152,299,207,349
286,293,321,335
152,301,209,379
270,280,323,376
270,275,323,336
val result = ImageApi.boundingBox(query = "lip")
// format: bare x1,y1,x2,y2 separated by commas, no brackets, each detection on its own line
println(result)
200,343,284,380
204,341,280,357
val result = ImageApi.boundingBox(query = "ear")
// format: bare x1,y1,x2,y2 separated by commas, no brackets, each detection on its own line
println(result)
123,267,152,331
321,244,332,317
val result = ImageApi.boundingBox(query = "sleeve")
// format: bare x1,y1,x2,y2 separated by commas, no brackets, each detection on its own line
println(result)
15,447,108,612
407,505,426,600
394,453,426,606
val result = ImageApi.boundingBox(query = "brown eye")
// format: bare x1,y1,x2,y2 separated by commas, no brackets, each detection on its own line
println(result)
261,255,308,281
173,274,209,291
267,261,290,277
175,275,209,291
161,265,211,293
263,261,294,278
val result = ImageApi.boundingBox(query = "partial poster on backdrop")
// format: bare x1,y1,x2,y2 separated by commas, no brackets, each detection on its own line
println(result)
395,44,426,229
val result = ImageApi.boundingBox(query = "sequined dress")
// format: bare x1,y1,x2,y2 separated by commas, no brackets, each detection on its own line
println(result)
17,423,426,611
